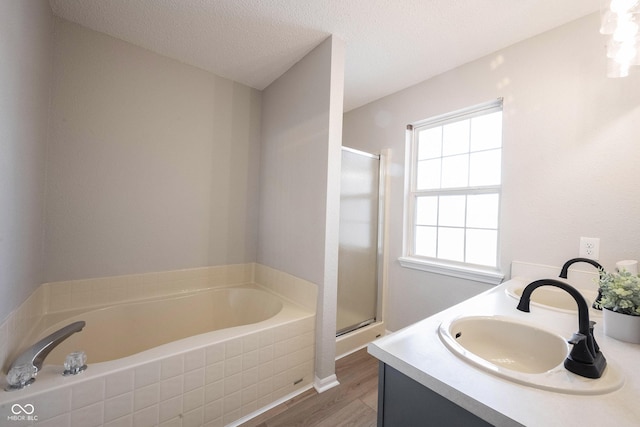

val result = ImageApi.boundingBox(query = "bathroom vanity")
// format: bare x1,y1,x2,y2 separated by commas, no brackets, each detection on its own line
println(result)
368,276,640,426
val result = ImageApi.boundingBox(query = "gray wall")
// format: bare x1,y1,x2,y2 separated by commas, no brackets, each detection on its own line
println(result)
0,1,54,323
343,13,640,331
258,36,345,383
44,18,262,282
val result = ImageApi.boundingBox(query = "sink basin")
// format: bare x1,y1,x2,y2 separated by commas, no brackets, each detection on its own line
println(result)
506,283,599,314
439,315,624,394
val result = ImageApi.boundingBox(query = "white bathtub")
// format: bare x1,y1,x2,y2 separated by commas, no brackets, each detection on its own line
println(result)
41,286,284,364
1,283,315,426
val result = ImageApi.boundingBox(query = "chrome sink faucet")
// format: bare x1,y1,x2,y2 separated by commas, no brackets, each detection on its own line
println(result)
559,257,605,309
517,279,606,379
5,321,85,390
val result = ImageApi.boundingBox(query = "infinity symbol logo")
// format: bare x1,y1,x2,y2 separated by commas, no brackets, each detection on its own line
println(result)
11,404,35,415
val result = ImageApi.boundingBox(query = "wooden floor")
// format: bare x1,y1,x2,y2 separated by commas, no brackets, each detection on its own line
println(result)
240,348,379,427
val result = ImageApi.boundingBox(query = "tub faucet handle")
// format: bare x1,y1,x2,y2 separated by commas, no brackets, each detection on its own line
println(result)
5,321,86,391
63,351,87,376
5,364,36,391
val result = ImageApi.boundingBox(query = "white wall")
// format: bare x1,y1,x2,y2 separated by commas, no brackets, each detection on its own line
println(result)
258,36,345,385
0,0,53,323
44,19,262,282
343,13,640,331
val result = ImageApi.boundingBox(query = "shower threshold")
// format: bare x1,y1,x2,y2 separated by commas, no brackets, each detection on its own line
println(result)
336,318,376,337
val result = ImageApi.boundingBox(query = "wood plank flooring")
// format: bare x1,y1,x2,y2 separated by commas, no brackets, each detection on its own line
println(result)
240,348,379,427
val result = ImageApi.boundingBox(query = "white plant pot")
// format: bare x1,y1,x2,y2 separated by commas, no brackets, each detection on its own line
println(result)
603,308,640,344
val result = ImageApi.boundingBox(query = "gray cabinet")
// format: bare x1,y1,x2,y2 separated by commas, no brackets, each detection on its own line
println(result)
377,362,494,427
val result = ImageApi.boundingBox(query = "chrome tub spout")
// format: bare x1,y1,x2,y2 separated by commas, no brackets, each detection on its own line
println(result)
5,321,85,390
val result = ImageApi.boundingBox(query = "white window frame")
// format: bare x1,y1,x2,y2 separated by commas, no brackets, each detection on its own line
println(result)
399,99,505,285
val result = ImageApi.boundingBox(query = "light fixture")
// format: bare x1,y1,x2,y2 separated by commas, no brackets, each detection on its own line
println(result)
600,0,640,77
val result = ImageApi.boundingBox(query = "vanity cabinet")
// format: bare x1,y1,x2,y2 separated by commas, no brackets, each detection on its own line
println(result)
377,362,493,427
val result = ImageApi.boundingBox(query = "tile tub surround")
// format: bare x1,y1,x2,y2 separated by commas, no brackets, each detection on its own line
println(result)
0,263,317,426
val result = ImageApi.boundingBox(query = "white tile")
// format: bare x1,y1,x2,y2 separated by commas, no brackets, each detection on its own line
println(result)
161,355,184,380
132,404,158,427
273,371,290,390
242,366,259,388
134,362,160,389
70,401,104,427
258,330,274,347
225,340,242,359
242,350,258,369
242,334,259,352
204,417,224,427
258,361,273,381
159,416,182,427
184,367,205,392
205,380,224,403
223,391,242,414
182,407,204,427
257,378,273,398
72,377,105,410
36,413,71,427
273,354,289,375
205,344,224,365
204,400,222,423
241,400,257,417
257,394,274,411
160,375,183,401
30,387,72,420
134,383,159,411
184,348,205,372
183,387,204,413
224,355,242,377
104,392,133,423
274,337,293,358
259,345,273,363
224,373,242,395
205,362,223,384
159,395,182,423
241,384,257,406
104,415,133,427
106,369,134,398
223,408,241,426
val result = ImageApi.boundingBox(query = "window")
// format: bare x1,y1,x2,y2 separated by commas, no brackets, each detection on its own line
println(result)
400,99,504,284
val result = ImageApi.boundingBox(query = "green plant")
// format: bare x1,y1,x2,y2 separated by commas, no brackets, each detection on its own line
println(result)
595,269,640,316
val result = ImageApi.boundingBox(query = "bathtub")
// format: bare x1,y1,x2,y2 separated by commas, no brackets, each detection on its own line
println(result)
1,283,316,426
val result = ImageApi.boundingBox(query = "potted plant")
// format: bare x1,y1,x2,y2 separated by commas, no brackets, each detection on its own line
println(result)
594,269,640,344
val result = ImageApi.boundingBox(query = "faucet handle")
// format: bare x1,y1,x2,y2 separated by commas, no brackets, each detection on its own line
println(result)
63,351,87,376
567,332,595,364
5,364,37,391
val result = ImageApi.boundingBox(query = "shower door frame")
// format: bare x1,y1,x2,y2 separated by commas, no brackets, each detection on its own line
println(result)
336,146,386,337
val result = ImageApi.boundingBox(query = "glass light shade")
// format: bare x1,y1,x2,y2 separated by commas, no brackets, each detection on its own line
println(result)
610,0,640,14
608,39,638,62
607,57,631,77
600,10,617,34
612,17,638,42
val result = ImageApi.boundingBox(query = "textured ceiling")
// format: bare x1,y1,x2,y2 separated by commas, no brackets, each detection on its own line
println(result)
49,0,600,111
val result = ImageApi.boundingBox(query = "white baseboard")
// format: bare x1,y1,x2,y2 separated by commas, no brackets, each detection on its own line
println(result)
314,374,340,393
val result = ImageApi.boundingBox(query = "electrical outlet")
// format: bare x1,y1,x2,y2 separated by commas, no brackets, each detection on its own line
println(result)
579,237,600,260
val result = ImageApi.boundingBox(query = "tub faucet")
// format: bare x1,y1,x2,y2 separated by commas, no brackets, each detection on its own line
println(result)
5,321,85,390
559,257,605,309
517,279,606,379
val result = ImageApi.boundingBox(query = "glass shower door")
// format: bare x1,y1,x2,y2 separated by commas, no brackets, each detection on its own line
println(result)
336,147,380,336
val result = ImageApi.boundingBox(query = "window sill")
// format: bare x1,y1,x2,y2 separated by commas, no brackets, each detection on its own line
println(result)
398,257,504,285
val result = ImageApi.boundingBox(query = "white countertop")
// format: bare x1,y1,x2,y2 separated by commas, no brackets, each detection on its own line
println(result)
368,277,640,427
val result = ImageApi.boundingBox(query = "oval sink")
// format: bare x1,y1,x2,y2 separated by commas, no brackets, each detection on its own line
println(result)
505,283,599,314
439,315,624,394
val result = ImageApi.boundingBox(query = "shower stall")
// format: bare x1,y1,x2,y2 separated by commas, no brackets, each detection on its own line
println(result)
336,147,384,337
